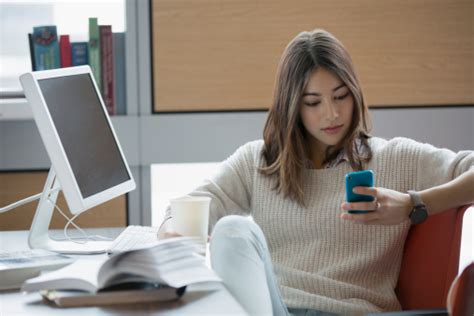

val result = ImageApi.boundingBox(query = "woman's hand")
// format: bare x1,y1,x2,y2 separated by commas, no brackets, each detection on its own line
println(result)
163,231,183,238
159,231,211,242
157,230,182,240
340,186,413,225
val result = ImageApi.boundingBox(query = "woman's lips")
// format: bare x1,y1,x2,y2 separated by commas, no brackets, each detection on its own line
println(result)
322,125,343,135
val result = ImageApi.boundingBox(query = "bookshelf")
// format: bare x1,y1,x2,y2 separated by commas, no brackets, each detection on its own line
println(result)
0,0,143,227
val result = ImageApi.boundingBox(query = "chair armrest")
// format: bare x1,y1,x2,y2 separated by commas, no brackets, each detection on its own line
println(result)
447,262,474,316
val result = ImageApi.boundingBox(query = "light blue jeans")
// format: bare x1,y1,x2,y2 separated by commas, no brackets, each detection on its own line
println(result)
210,215,340,316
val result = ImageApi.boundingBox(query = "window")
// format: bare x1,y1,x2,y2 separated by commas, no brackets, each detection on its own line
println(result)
0,0,125,94
151,162,221,227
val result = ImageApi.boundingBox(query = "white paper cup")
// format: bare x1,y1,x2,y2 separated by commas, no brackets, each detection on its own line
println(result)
169,196,211,242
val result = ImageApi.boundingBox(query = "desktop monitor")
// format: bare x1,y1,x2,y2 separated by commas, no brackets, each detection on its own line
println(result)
20,65,135,254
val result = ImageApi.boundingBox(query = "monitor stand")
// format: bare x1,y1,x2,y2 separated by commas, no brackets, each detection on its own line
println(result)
28,168,112,254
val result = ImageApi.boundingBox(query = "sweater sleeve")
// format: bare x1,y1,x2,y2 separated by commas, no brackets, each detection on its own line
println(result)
163,141,258,232
415,140,474,191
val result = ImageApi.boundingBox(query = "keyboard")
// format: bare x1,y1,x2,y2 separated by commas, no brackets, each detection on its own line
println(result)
107,225,161,255
0,249,74,290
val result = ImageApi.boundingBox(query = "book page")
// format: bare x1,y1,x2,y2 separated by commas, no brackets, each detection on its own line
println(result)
97,238,219,289
98,238,202,285
22,256,108,293
159,264,222,288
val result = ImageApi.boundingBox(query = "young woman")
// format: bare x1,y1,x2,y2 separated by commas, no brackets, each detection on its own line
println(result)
162,29,474,316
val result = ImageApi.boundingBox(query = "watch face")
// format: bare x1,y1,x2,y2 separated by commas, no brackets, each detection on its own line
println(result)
410,207,428,225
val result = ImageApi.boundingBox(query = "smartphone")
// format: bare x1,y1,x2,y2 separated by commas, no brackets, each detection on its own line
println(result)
345,170,375,214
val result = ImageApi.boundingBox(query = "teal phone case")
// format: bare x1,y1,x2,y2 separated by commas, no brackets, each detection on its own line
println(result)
345,170,374,214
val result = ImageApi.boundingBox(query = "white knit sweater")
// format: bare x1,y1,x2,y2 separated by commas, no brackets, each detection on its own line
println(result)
185,137,473,315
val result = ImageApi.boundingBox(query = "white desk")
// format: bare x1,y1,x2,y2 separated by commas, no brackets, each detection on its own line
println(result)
0,229,248,315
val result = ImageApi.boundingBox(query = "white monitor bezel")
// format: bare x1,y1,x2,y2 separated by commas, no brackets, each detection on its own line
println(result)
20,65,135,215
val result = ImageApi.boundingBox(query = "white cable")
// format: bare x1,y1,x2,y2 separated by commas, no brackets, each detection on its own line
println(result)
47,199,112,243
47,199,90,243
62,209,112,242
0,190,112,243
0,189,59,213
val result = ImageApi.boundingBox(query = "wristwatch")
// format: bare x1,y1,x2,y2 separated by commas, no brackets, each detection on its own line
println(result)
407,190,428,225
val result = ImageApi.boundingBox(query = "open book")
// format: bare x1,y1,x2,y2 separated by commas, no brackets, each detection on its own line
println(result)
22,237,221,306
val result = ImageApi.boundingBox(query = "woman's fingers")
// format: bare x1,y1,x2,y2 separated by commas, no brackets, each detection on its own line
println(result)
164,231,183,238
341,187,413,225
341,201,378,211
340,211,380,223
353,186,378,197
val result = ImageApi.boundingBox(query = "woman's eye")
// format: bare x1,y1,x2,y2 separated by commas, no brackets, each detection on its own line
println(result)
335,92,349,100
305,101,320,107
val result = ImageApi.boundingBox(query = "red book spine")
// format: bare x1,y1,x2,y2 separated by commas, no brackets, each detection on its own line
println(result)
99,25,114,115
59,35,72,67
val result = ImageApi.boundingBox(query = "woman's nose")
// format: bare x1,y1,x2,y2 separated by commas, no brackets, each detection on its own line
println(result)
323,99,339,121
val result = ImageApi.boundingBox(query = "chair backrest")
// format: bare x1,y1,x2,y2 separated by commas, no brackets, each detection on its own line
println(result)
395,204,471,310
447,262,474,316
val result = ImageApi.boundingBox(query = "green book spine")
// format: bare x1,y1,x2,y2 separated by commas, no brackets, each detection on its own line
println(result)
88,17,101,91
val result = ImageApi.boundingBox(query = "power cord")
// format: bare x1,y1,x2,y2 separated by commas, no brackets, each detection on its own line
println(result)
0,191,57,213
0,191,112,244
46,198,112,244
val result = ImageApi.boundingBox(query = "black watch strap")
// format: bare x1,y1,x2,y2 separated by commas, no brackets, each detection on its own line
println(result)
408,190,424,207
407,190,428,225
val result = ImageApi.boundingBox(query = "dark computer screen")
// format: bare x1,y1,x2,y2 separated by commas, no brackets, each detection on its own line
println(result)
38,74,130,198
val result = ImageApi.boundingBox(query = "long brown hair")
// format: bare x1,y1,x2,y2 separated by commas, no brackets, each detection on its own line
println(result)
260,29,372,206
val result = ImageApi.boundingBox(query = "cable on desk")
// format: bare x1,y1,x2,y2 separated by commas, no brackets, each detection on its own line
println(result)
1,189,112,244
47,198,112,244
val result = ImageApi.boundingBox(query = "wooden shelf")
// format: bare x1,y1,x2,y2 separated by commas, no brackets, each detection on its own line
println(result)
0,99,133,122
0,98,32,121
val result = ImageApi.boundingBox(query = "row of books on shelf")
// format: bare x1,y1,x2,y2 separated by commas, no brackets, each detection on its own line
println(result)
27,18,126,116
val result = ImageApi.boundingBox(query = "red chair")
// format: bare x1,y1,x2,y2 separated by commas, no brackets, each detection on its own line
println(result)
447,262,474,316
395,204,473,314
